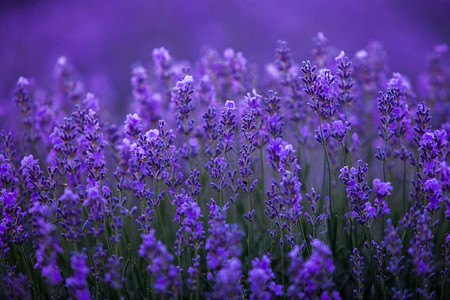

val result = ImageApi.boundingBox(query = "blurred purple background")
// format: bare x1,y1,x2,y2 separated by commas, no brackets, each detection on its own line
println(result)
1,0,449,122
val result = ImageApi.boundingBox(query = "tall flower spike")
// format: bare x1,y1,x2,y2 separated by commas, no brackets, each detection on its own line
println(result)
66,251,90,299
350,248,364,300
288,240,339,299
248,254,283,299
372,179,392,219
173,75,195,136
302,62,338,121
384,219,404,277
263,91,284,139
205,199,243,279
376,87,400,163
153,47,173,84
408,212,435,299
335,51,354,105
339,160,373,225
29,201,63,286
216,100,237,156
211,257,242,299
202,106,219,157
275,40,294,86
131,65,160,127
139,230,180,297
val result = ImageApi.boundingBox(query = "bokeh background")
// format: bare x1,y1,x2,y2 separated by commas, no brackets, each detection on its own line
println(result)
1,0,449,126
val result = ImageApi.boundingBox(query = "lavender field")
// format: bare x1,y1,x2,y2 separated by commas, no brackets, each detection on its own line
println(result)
0,1,449,299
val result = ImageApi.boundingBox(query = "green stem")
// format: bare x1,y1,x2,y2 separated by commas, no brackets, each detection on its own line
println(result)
403,160,407,212
19,246,38,296
194,246,199,300
383,136,388,182
185,132,193,172
259,147,265,193
341,141,347,166
318,115,335,253
247,189,253,263
280,242,285,298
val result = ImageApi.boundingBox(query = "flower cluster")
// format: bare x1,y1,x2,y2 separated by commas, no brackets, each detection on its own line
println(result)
1,34,449,300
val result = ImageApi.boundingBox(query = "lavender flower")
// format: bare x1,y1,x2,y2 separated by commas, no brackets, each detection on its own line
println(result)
205,199,243,278
350,248,364,300
275,40,294,86
173,75,195,134
384,219,404,277
14,77,37,136
302,62,338,121
3,266,31,300
263,91,284,139
104,255,124,289
335,51,354,106
288,239,340,299
248,254,283,299
172,190,205,247
202,106,219,156
211,257,242,299
408,212,435,298
57,188,83,242
153,47,173,84
139,229,180,296
331,120,350,142
339,161,372,225
131,65,160,127
305,188,325,230
372,179,392,219
217,100,237,156
66,251,90,299
29,201,63,286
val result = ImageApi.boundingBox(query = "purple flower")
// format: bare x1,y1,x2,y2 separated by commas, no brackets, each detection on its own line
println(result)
139,230,180,296
172,191,205,246
224,100,236,110
331,120,350,142
29,201,63,286
339,161,381,225
172,75,195,136
377,87,400,142
373,179,393,198
288,240,339,299
217,100,237,155
57,188,84,242
131,65,161,127
202,106,219,156
407,212,435,298
350,248,364,300
302,62,338,121
66,251,90,299
384,219,404,276
211,257,242,299
370,179,392,220
248,254,283,299
104,255,124,289
205,200,242,276
152,47,172,79
335,50,354,105
206,157,228,192
315,122,332,144
3,266,31,300
124,113,142,139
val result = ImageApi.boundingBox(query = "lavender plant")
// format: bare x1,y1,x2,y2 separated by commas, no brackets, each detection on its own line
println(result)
0,34,449,300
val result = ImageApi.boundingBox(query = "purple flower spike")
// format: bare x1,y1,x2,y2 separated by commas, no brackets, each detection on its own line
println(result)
139,230,180,297
248,253,283,299
66,251,90,299
288,239,340,299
